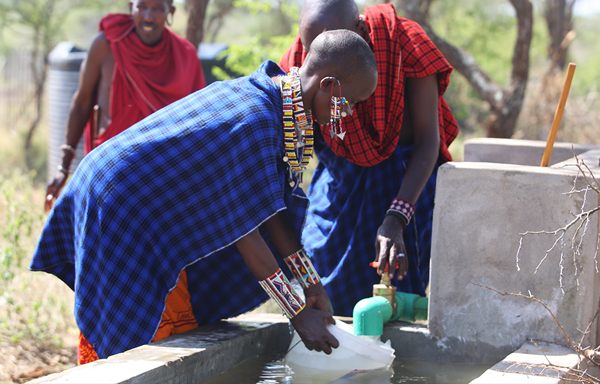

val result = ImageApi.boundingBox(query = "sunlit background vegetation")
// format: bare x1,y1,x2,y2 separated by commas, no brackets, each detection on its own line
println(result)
0,0,599,381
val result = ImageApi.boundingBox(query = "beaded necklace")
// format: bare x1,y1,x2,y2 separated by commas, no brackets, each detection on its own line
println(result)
280,67,314,184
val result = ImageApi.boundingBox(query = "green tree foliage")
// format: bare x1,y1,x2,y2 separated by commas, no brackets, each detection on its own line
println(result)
213,28,298,79
429,1,518,84
404,0,551,135
212,0,300,78
569,14,600,96
0,0,119,152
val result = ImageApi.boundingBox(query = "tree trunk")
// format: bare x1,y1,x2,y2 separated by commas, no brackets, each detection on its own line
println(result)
544,0,576,71
521,0,576,141
398,0,533,138
24,27,47,151
185,0,211,48
205,0,235,43
418,0,434,18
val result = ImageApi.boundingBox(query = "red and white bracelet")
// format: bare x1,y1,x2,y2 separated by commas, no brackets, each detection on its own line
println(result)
386,197,415,226
258,268,305,319
283,249,321,289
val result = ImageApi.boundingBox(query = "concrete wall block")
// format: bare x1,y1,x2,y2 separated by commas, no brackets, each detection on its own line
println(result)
429,161,600,353
463,138,599,166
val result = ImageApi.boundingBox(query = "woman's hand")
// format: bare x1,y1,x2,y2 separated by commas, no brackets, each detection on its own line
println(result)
290,307,339,354
304,282,334,314
44,171,69,212
375,214,408,280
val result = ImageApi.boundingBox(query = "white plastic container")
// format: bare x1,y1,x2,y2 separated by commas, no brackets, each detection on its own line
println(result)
284,320,395,374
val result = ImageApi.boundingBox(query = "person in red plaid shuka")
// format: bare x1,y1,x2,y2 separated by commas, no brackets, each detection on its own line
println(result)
279,0,459,315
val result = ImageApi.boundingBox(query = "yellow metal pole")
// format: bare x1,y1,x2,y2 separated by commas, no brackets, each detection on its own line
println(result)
540,63,576,167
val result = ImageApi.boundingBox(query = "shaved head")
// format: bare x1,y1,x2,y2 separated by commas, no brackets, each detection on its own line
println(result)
300,0,361,50
304,29,376,84
298,29,377,127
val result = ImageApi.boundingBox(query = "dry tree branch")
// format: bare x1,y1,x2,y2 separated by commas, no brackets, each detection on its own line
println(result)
493,343,600,384
579,303,600,350
515,155,600,285
517,205,599,262
499,154,600,381
596,230,600,275
575,156,600,194
496,361,597,384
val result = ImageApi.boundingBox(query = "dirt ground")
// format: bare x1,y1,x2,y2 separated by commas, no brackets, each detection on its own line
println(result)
0,272,79,384
0,299,283,384
0,339,77,384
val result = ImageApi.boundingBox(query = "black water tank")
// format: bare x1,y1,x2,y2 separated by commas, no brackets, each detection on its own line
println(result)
198,42,238,84
47,42,87,181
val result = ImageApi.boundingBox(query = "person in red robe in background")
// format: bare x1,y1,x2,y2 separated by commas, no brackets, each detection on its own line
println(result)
45,0,205,210
279,0,459,316
43,0,206,365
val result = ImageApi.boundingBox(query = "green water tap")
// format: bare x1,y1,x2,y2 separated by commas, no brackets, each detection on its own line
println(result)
353,263,428,336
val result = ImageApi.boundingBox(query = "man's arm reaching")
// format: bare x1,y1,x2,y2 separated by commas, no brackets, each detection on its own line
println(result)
45,32,111,212
235,212,339,354
263,211,334,314
375,74,440,279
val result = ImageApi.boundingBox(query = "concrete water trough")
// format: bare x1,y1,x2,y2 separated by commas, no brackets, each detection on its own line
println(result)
30,138,600,384
27,314,593,384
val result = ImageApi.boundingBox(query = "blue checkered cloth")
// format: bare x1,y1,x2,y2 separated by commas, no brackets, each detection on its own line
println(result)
302,128,438,316
30,61,308,358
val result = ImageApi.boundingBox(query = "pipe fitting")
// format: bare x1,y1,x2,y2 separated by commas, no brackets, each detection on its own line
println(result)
394,292,428,322
353,292,429,336
353,296,393,336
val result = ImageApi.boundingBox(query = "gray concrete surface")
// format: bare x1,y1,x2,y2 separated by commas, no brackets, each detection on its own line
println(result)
28,314,291,384
463,137,598,166
470,340,583,384
28,314,596,383
429,146,600,358
384,321,515,364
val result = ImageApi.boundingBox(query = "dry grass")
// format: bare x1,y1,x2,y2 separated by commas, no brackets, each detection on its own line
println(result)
514,66,600,146
0,124,78,383
0,275,77,384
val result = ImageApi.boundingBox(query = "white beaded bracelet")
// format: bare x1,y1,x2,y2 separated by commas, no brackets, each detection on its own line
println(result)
258,268,305,319
284,249,321,289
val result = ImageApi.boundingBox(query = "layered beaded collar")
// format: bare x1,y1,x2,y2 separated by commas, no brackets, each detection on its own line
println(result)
280,67,314,186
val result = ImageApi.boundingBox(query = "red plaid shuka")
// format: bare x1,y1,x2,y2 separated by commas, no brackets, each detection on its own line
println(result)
279,3,459,166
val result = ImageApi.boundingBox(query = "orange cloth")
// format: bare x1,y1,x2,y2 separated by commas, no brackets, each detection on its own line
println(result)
77,332,99,365
152,270,199,341
77,270,198,365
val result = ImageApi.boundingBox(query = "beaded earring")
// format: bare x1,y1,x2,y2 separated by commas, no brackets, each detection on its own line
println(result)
329,79,349,140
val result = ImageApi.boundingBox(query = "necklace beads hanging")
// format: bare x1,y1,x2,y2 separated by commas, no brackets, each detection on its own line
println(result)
280,67,314,184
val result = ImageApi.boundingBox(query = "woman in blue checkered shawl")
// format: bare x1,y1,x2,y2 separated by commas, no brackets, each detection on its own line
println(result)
30,30,378,359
